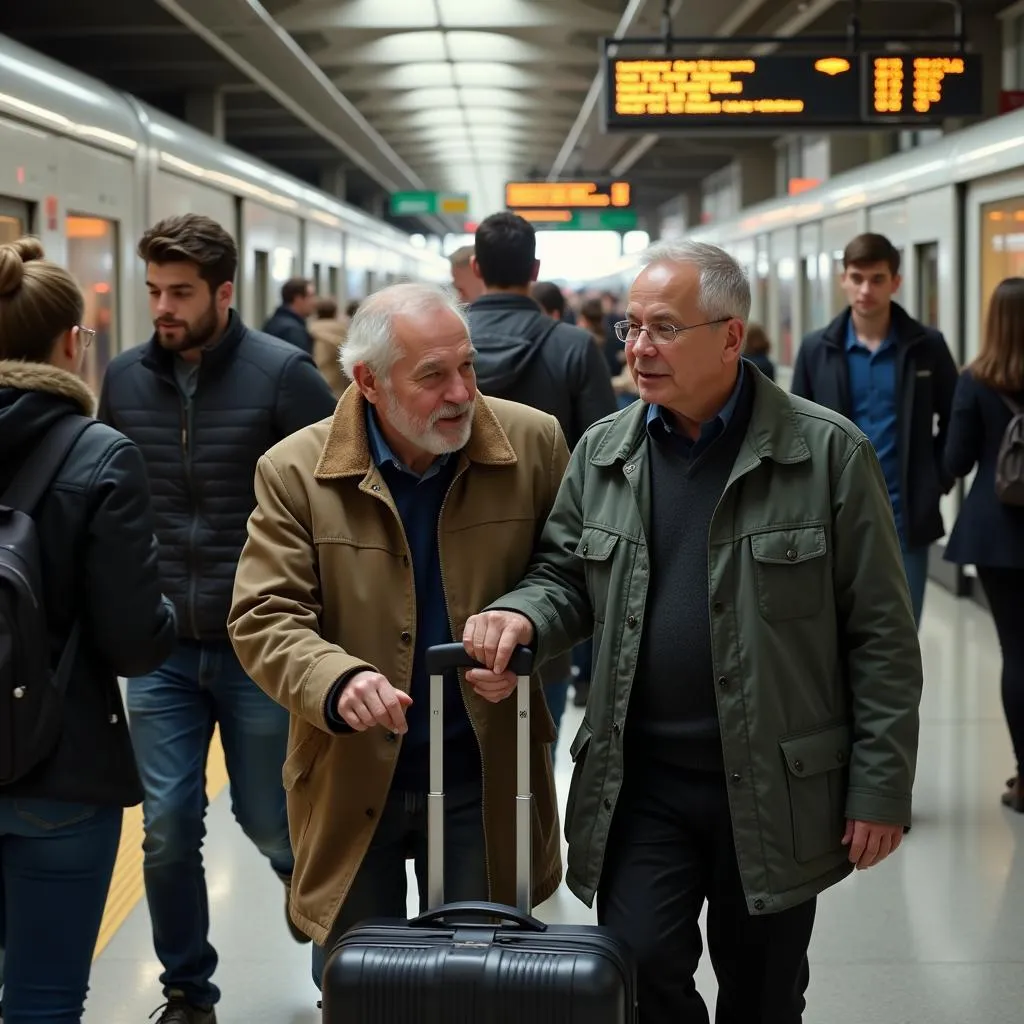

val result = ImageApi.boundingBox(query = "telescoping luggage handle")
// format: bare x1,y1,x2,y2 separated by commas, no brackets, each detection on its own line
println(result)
423,642,534,916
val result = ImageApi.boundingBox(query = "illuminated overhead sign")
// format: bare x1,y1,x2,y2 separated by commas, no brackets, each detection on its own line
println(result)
604,54,981,129
514,208,639,231
505,181,632,209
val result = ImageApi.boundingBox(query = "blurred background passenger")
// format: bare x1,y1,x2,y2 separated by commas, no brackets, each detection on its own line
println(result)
449,245,484,304
532,280,566,320
262,277,316,354
743,322,776,381
944,276,1024,813
0,237,175,1023
309,296,349,398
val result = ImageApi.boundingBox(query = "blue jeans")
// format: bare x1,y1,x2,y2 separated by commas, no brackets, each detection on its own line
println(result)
312,781,487,991
0,799,122,1023
901,544,930,628
127,639,293,1007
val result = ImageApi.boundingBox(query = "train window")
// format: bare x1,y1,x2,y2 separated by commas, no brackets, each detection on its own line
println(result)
980,198,1024,330
915,243,939,328
327,265,339,300
776,256,796,367
66,214,118,399
0,197,30,243
311,262,322,293
831,253,847,316
253,250,269,324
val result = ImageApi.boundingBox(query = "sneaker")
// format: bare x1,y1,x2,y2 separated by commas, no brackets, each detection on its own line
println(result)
149,992,216,1023
283,877,311,944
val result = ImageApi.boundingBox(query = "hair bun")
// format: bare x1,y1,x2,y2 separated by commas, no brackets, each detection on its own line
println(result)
0,237,47,298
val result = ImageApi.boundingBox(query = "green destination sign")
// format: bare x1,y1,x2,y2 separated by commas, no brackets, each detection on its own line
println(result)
390,191,469,216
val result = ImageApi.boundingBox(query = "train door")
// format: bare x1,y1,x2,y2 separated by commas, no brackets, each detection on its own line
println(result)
915,242,940,328
0,197,31,242
65,214,120,398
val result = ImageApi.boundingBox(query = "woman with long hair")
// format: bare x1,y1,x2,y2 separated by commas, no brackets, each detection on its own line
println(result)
945,276,1024,811
0,237,175,1021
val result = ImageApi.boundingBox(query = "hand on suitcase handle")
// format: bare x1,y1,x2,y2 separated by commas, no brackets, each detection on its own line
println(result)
460,611,536,675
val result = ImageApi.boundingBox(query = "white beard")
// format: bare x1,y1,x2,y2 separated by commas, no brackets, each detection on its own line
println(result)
383,387,475,456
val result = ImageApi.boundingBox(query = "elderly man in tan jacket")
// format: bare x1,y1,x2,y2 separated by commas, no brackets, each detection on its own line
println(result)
227,282,567,990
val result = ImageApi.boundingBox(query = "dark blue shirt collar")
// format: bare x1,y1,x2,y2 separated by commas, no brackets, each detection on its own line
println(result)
646,360,745,440
845,313,895,352
365,402,452,481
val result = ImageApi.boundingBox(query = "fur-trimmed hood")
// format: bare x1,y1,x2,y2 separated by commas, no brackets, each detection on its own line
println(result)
0,359,96,417
0,360,97,470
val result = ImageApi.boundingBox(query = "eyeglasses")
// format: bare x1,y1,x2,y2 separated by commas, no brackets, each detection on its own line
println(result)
76,325,96,349
613,317,732,346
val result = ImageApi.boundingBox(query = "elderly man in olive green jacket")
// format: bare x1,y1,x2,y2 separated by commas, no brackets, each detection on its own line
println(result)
463,240,923,1024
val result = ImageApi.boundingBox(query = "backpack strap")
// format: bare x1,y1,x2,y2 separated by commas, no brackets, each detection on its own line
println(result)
2,414,94,514
999,393,1024,418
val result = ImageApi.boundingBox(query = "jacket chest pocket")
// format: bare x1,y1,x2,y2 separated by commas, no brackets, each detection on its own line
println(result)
575,527,619,623
750,525,827,622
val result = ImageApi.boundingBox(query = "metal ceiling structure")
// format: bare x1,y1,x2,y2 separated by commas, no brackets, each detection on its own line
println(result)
0,0,1008,232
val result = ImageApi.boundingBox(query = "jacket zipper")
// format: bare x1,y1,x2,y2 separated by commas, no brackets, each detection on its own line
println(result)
437,459,494,900
179,396,201,640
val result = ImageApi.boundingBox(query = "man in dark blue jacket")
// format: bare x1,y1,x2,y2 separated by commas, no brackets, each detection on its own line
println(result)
792,233,958,626
99,214,337,1024
262,276,316,353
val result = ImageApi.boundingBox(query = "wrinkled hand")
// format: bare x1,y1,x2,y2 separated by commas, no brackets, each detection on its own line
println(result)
842,819,904,870
462,611,535,703
336,670,413,733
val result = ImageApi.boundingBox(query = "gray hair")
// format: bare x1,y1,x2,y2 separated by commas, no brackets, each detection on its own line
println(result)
340,282,469,382
639,240,751,322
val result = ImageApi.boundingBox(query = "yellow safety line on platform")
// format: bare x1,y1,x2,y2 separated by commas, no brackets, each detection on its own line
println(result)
93,728,229,960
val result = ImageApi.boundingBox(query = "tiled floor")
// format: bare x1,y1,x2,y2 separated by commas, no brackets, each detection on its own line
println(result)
85,584,1024,1023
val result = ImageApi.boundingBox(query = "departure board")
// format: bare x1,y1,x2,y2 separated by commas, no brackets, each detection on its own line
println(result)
605,53,983,130
504,180,632,209
607,56,861,128
867,53,982,119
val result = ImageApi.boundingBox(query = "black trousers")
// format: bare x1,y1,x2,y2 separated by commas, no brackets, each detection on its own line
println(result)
978,567,1024,777
597,759,816,1024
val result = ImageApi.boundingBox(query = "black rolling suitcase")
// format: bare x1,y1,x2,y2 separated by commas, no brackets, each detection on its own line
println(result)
321,642,637,1024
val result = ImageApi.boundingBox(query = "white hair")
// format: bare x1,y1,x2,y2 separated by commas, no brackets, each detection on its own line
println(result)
340,282,469,382
639,239,751,322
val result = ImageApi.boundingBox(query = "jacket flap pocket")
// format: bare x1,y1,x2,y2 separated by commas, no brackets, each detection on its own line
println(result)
575,527,618,562
282,730,325,791
569,720,593,762
750,525,826,566
779,723,851,777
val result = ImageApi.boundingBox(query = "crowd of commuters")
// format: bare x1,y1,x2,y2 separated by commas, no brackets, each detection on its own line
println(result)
0,207,1020,1024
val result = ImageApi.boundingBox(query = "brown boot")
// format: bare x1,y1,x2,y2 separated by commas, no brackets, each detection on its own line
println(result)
1001,776,1024,813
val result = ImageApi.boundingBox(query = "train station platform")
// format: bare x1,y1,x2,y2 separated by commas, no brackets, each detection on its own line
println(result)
82,582,1021,1024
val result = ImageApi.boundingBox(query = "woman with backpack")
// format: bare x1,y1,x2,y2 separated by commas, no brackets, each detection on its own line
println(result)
0,237,176,1022
945,275,1024,813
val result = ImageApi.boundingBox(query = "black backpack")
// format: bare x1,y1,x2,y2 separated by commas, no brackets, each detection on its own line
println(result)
1,414,93,785
995,394,1024,507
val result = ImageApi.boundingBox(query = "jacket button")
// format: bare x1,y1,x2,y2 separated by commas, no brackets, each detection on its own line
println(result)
612,722,621,736
836,750,846,764
730,773,741,784
386,732,397,743
109,713,119,724
603,798,612,810
754,898,765,911
403,555,410,567
786,548,798,561
713,602,724,614
401,631,411,644
365,808,376,819
371,484,381,492
627,615,638,627
793,759,804,773
582,543,589,555
718,676,728,688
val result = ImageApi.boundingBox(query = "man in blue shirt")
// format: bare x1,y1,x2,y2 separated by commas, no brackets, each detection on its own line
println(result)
793,233,959,626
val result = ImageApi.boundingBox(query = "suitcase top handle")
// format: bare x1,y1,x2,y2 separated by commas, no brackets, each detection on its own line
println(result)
425,643,534,677
410,901,548,933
